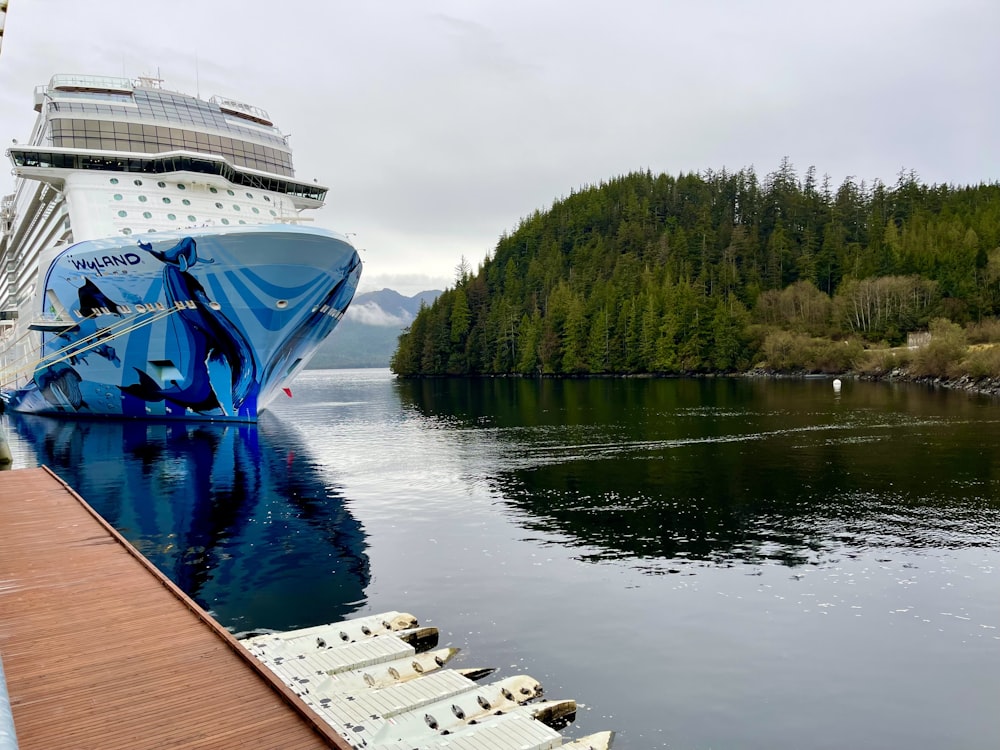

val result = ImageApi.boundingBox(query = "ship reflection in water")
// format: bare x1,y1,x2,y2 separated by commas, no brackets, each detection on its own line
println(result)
8,412,370,633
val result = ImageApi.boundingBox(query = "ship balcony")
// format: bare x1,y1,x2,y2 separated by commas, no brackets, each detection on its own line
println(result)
27,312,77,332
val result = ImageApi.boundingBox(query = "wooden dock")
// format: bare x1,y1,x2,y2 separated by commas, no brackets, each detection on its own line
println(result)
0,466,351,750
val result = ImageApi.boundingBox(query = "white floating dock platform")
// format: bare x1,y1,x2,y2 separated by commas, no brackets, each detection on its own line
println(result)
240,611,613,750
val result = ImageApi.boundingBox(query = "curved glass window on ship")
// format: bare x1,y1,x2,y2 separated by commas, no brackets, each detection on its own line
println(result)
48,91,289,149
48,118,294,176
9,149,327,202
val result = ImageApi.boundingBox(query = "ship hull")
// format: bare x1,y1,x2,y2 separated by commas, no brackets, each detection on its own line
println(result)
4,224,361,421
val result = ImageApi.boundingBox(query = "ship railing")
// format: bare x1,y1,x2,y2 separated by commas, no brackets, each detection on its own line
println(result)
209,95,273,126
0,305,179,391
49,74,133,95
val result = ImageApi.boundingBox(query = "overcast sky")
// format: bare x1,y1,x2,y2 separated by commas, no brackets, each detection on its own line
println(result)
1,1,997,295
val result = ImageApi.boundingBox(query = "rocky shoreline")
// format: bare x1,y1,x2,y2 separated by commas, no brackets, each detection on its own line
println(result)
745,367,1000,398
860,371,1000,398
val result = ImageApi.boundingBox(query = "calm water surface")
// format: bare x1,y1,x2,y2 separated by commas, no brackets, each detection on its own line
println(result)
4,370,999,750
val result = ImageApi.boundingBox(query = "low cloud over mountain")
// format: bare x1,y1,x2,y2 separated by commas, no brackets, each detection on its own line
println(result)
307,288,441,369
348,301,411,328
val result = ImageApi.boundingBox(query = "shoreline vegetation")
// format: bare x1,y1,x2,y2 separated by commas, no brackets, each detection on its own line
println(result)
390,164,1000,393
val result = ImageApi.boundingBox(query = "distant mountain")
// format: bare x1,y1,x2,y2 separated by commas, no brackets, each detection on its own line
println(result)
306,288,442,369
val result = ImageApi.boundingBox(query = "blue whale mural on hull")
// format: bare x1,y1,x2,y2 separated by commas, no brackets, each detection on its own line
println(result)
4,225,362,421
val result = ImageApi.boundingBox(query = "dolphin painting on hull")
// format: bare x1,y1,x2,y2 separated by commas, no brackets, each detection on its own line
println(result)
119,237,259,417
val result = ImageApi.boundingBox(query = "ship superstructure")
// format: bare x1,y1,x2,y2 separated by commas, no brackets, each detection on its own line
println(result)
0,74,361,421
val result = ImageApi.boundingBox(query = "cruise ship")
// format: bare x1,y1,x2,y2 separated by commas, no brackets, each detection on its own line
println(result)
0,74,362,421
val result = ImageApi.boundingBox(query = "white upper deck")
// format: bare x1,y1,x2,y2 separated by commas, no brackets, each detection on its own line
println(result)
7,74,328,207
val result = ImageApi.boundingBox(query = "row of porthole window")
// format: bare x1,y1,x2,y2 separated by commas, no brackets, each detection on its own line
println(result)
116,209,256,225
111,193,274,216
107,176,272,203
114,193,191,205
118,216,253,233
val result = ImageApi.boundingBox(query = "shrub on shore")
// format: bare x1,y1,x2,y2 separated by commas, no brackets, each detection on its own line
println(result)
760,330,863,373
965,318,1000,345
855,347,913,375
910,318,968,378
959,345,1000,378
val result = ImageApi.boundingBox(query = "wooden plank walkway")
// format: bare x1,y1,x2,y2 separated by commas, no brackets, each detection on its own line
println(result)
0,466,351,750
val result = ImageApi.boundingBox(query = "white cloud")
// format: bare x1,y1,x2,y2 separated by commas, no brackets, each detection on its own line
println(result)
346,301,411,328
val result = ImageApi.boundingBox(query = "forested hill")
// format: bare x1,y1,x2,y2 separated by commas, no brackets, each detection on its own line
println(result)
391,164,1000,377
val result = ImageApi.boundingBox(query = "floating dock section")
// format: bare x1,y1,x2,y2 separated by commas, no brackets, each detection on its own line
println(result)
242,613,613,749
0,467,613,749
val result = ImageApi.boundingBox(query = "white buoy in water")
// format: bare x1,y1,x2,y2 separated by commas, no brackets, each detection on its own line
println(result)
832,378,842,392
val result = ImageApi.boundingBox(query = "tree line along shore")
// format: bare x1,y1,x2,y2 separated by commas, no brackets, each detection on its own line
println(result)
391,163,1000,386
